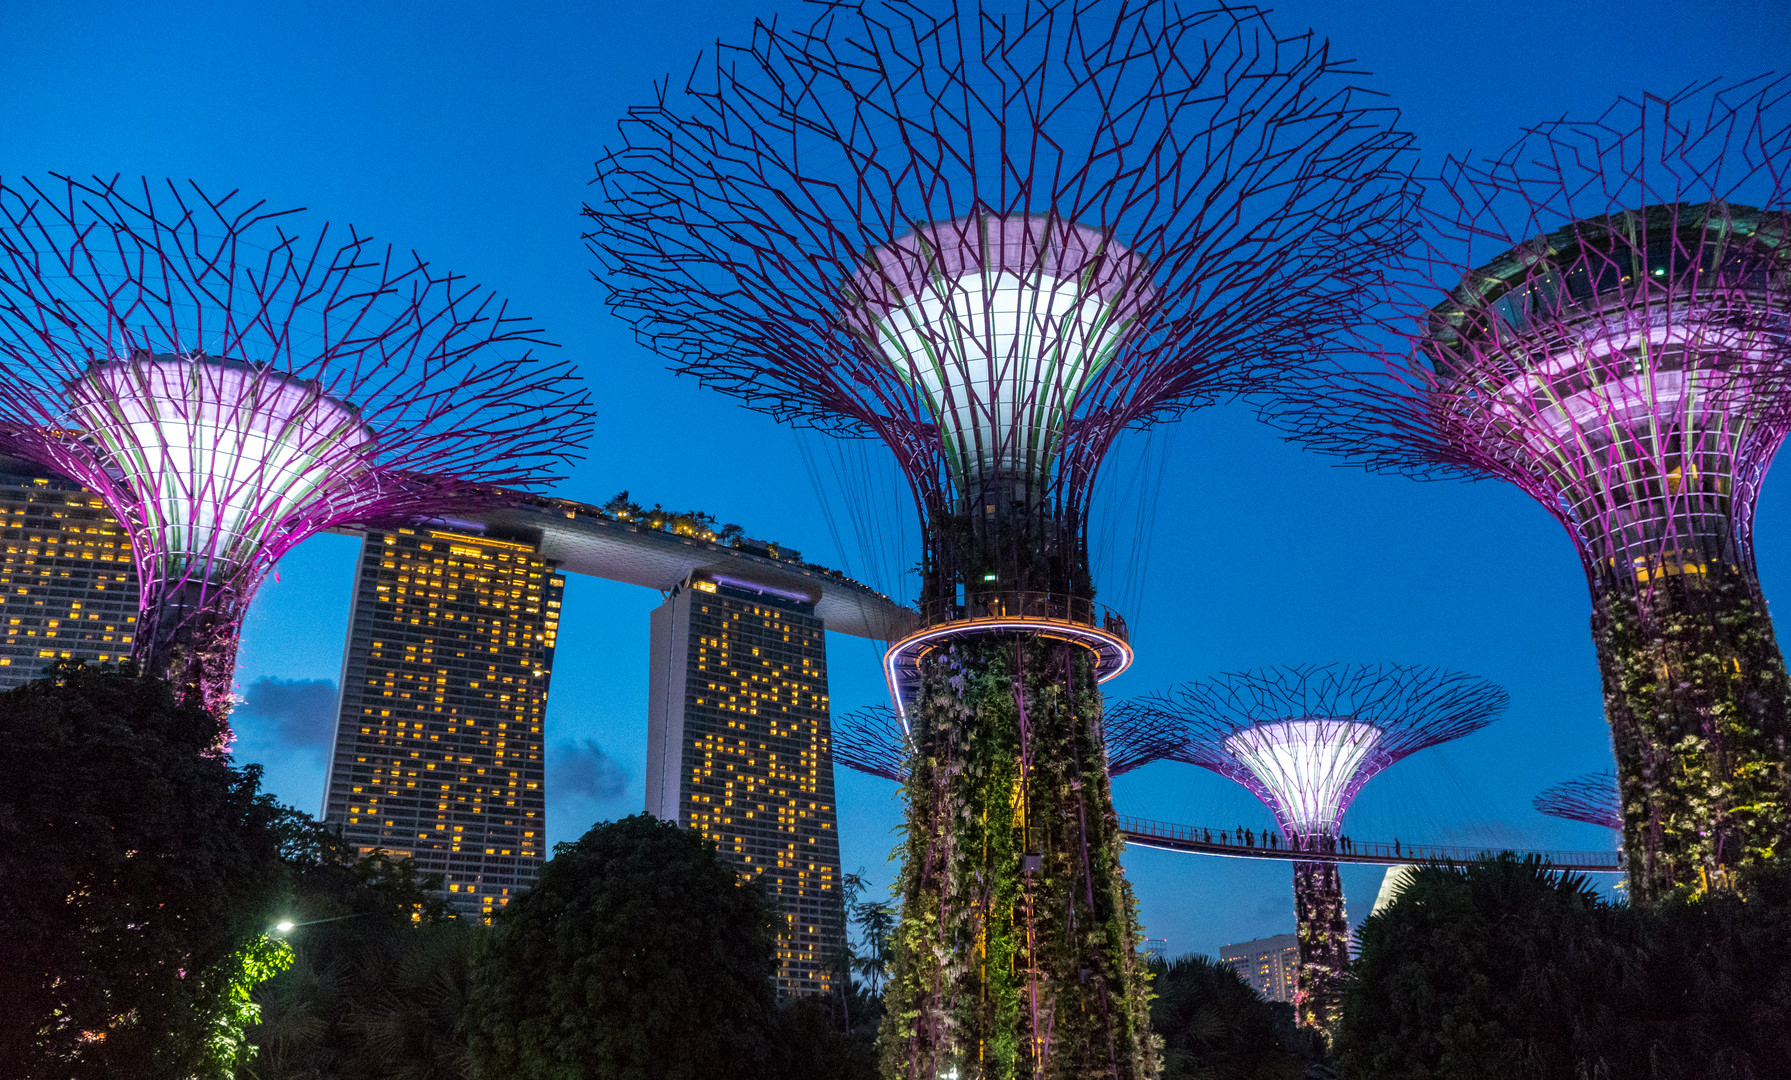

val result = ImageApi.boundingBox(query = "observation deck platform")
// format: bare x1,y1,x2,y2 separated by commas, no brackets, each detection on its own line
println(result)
884,592,1132,716
1118,814,1625,873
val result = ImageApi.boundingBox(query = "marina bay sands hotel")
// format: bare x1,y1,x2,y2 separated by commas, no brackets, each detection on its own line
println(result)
0,460,911,997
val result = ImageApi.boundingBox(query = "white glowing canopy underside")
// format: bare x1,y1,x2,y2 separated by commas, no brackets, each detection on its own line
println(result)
67,357,373,574
870,270,1128,492
1473,320,1781,466
1223,719,1382,836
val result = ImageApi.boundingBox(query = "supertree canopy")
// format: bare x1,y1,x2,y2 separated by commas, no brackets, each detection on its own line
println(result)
1264,78,1791,899
0,175,593,717
586,3,1414,1075
831,700,1184,783
1124,664,1505,1031
1535,771,1623,831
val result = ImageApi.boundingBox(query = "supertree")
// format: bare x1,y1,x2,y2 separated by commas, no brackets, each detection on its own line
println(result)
0,175,593,717
584,3,1415,1075
1120,664,1505,1031
1535,771,1623,831
831,702,1184,783
1264,78,1791,898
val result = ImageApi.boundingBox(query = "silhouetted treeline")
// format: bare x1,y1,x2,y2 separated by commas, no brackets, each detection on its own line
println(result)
11,664,1791,1079
1341,855,1791,1080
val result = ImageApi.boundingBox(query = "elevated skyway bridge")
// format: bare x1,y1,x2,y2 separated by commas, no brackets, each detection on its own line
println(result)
1118,814,1626,873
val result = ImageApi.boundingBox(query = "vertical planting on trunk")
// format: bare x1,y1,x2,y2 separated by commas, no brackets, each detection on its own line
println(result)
880,637,1154,1080
1291,859,1349,1033
1591,561,1791,897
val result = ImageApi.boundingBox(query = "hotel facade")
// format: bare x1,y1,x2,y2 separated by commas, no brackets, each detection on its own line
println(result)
647,568,846,996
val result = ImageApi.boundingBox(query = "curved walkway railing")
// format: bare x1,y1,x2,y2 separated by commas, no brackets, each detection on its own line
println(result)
1117,814,1626,873
885,590,1133,716
915,591,1129,640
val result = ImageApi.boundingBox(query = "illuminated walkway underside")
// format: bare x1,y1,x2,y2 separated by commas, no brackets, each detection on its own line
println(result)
883,600,1132,715
1117,814,1625,872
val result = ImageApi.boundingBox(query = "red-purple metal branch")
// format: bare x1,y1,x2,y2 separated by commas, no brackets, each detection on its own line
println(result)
1121,664,1505,844
1126,662,1502,1034
1262,79,1791,586
1257,80,1791,898
585,0,1416,592
1534,771,1623,831
0,175,594,714
830,706,911,783
831,701,1181,782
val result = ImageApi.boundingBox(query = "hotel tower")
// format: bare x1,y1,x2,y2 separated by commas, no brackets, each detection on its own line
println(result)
321,526,562,919
646,567,845,996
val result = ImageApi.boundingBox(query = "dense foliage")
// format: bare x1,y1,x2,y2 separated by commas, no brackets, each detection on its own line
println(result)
1290,861,1349,1032
1338,855,1791,1079
1592,564,1791,897
0,662,293,1078
248,812,890,1080
463,814,781,1080
880,637,1153,1080
237,814,470,1080
1148,955,1322,1080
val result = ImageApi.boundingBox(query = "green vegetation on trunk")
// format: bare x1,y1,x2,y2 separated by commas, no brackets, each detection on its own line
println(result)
879,636,1154,1080
1291,859,1349,1033
1590,561,1791,897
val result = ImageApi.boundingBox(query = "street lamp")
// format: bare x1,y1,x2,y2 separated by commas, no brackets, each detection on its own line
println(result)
269,913,372,936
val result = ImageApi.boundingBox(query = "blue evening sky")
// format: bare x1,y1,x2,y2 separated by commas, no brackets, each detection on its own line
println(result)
5,0,1788,959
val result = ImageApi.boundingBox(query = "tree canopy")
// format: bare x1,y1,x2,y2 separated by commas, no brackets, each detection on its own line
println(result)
238,811,471,1080
1339,855,1791,1080
463,814,779,1080
0,662,292,1078
1148,954,1320,1080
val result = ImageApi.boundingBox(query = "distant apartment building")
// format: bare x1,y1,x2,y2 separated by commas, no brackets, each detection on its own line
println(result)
0,460,139,687
1220,933,1301,1004
646,566,845,997
321,526,562,920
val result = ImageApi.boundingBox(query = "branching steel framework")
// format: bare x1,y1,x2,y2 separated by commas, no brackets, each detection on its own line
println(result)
1535,771,1623,831
0,175,594,717
585,3,1414,1076
1124,663,1505,1031
1264,78,1791,899
831,702,1183,783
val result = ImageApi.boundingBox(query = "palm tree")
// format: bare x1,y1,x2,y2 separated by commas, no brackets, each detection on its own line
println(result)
851,900,897,997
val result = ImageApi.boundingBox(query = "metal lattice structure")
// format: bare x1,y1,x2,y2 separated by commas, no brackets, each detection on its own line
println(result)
830,705,914,783
1263,79,1791,898
0,175,593,716
585,3,1415,1074
1127,663,1504,1031
586,0,1414,625
1141,664,1505,845
832,701,1183,783
1535,771,1623,831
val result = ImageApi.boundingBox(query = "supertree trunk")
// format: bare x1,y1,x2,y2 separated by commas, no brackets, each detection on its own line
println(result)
1291,858,1349,1033
133,577,251,724
882,636,1154,1080
1589,561,1791,897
